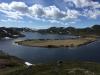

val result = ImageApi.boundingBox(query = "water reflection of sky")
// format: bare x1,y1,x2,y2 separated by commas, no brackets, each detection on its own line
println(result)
0,32,100,64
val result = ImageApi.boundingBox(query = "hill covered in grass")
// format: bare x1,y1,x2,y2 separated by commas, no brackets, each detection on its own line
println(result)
4,61,100,75
37,25,100,36
0,27,25,38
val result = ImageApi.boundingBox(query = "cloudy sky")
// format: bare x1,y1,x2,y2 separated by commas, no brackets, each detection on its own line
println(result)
0,0,100,29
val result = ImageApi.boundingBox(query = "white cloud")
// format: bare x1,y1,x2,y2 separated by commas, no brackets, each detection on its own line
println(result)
91,1,100,9
9,1,28,13
48,19,66,26
0,1,99,24
6,11,23,19
83,9,100,19
29,4,44,17
0,19,18,22
64,0,100,19
67,9,80,18
0,10,23,19
0,1,80,20
0,3,9,10
0,1,28,19
48,19,61,24
64,0,100,8
62,9,80,20
29,5,67,20
43,6,66,19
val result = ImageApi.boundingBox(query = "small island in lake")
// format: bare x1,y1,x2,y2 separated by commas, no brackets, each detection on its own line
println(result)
16,37,96,48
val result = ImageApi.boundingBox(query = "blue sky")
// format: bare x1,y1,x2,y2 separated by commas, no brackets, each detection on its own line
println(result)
0,0,100,29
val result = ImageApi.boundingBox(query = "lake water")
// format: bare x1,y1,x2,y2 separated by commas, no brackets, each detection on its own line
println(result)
0,32,100,64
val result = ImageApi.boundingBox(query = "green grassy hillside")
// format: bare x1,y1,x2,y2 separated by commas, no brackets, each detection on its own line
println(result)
3,62,100,75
